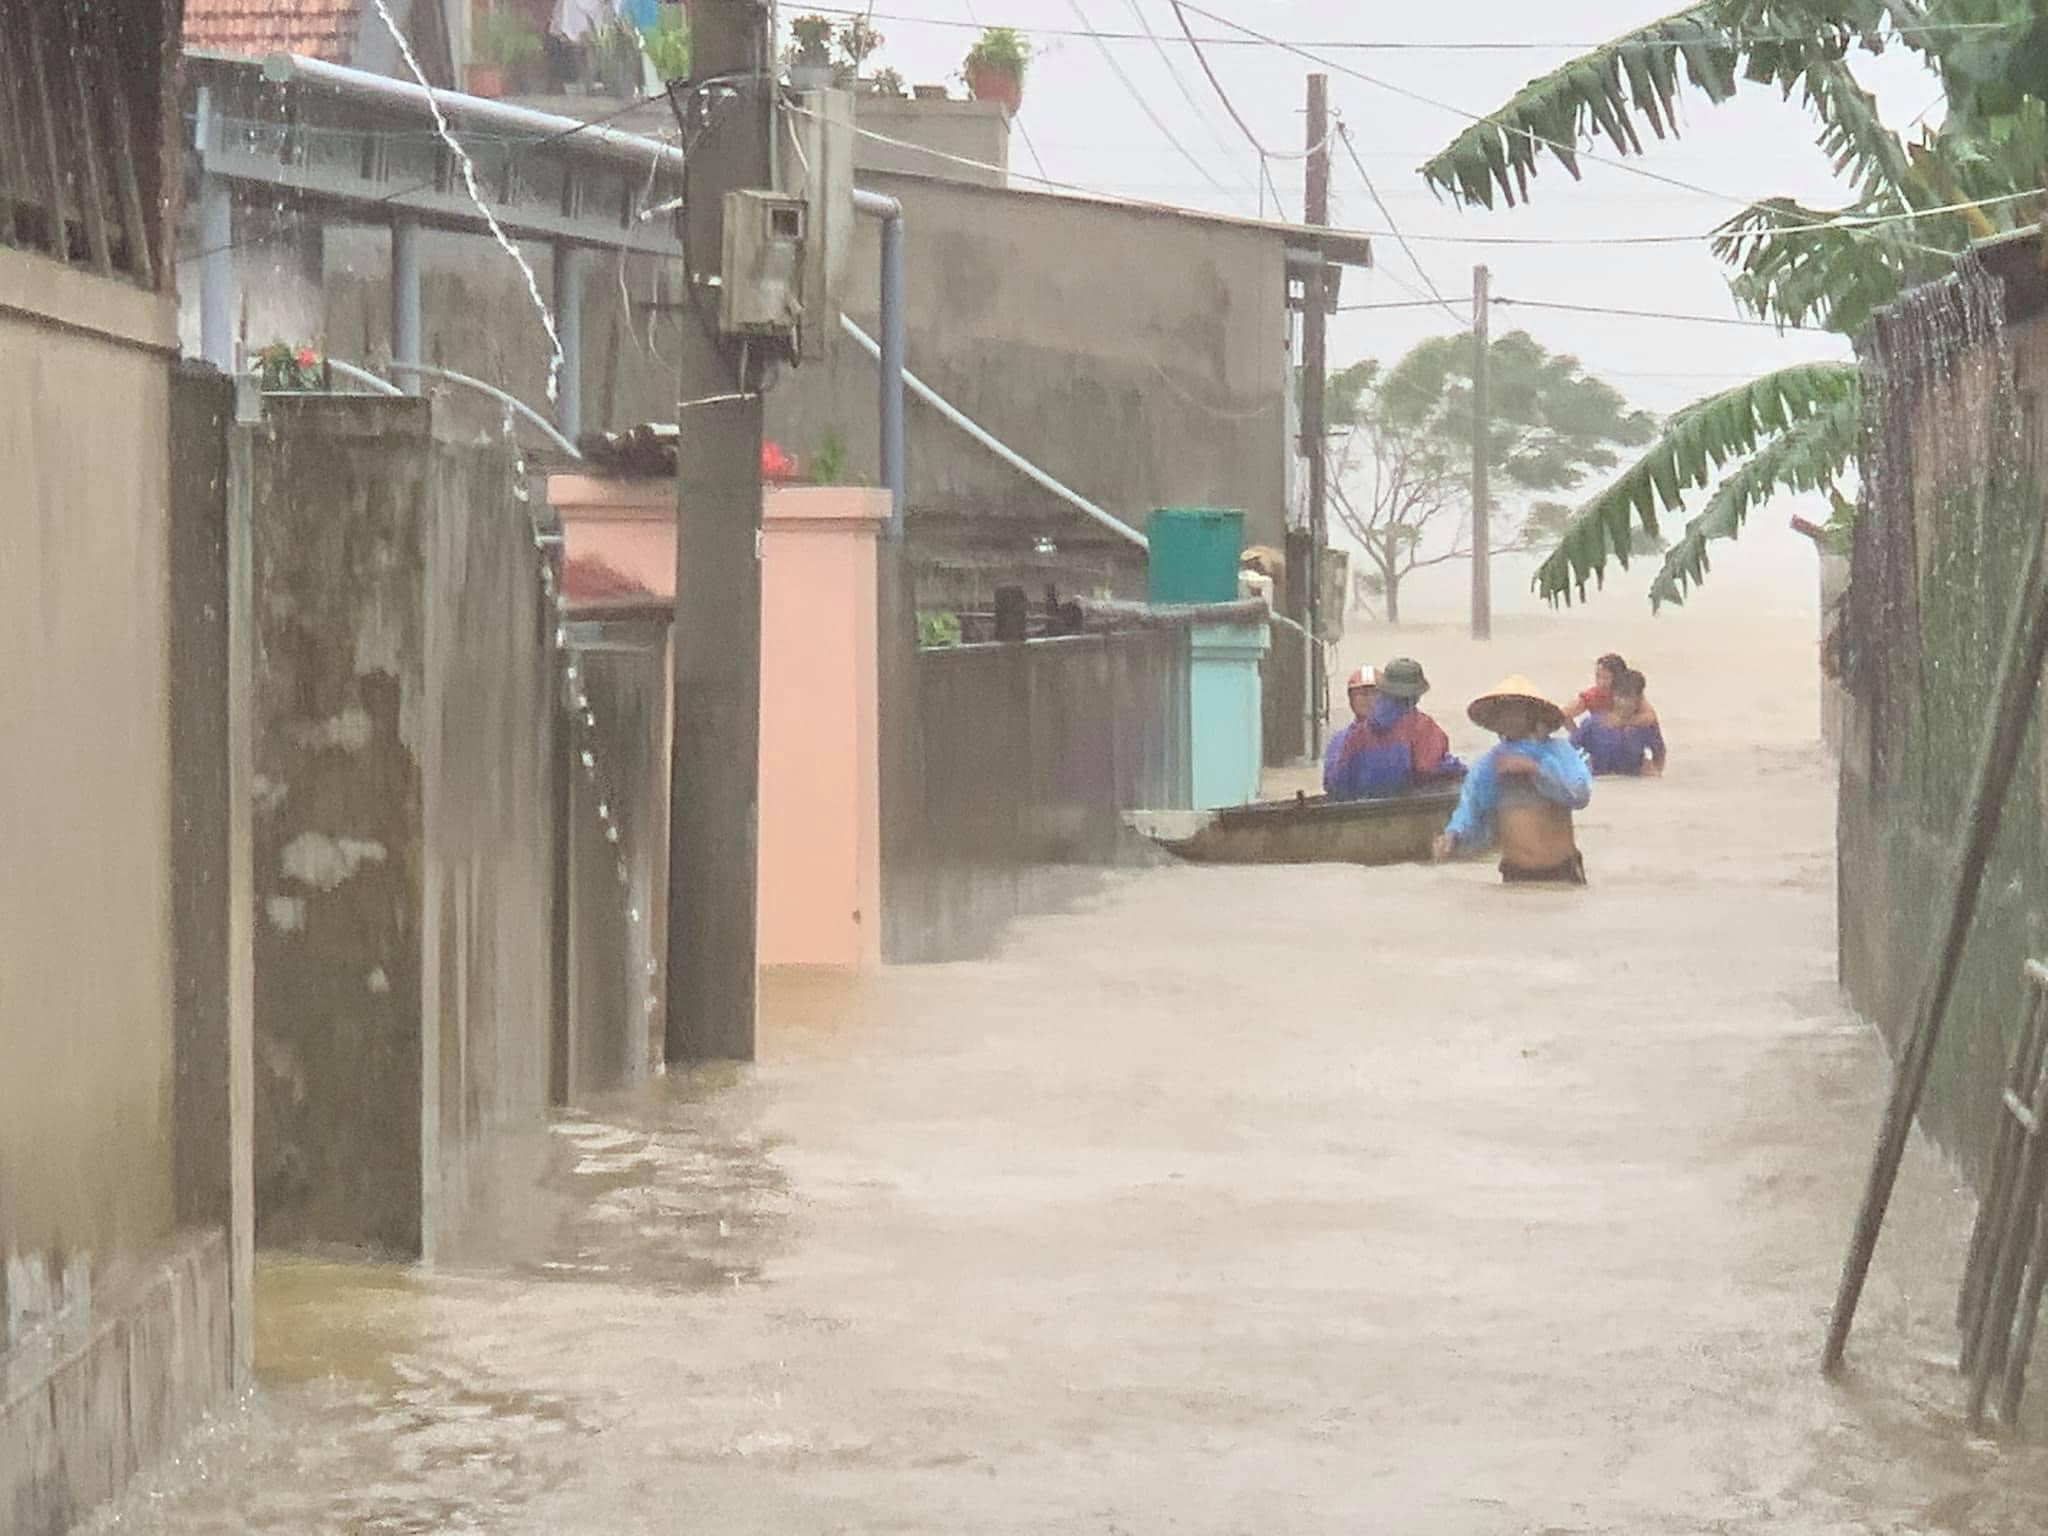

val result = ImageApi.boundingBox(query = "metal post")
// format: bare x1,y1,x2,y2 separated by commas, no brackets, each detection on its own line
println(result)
554,242,586,442
391,215,422,397
1471,263,1492,641
665,0,775,1064
195,89,235,373
879,209,907,538
1302,73,1330,755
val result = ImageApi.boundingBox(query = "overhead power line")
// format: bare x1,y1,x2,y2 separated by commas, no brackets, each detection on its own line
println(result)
1333,119,1460,324
1166,0,1326,163
1065,0,1239,203
1490,296,1825,329
1119,0,1246,169
791,4,2024,49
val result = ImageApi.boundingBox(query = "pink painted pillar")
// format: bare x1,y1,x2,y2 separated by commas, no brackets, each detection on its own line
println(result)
547,475,888,969
758,488,888,968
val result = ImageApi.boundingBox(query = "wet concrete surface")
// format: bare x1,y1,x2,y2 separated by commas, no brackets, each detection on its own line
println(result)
91,609,2048,1533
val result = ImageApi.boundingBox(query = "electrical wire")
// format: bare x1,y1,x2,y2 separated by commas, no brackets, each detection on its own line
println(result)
1173,0,1772,209
782,5,2026,50
1490,296,1829,329
1167,0,1327,163
1122,0,1246,171
1333,118,1460,324
1065,0,1237,202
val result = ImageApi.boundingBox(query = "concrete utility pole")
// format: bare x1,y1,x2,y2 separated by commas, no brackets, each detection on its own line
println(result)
1301,72,1330,753
1470,262,1492,642
665,0,776,1063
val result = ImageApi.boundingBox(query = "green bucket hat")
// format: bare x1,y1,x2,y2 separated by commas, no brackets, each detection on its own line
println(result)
1378,656,1429,701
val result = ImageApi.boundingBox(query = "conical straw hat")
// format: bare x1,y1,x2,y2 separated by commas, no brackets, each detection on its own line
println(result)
1468,675,1568,736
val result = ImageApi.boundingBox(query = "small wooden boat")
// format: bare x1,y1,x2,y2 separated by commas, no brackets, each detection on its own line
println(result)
1126,785,1461,867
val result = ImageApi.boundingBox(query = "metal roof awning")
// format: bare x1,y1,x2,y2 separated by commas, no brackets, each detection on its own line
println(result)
184,49,686,257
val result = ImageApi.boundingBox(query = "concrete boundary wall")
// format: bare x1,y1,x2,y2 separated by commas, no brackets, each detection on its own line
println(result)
249,396,555,1259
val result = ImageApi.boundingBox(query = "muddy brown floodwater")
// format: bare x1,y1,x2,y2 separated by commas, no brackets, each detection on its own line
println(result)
90,603,2048,1533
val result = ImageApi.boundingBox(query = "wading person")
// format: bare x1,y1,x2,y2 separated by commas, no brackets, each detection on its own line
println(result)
1432,676,1593,884
1322,658,1462,802
1572,668,1666,777
1571,652,1630,721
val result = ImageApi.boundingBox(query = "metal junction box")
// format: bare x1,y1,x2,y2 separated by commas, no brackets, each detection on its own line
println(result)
719,189,807,341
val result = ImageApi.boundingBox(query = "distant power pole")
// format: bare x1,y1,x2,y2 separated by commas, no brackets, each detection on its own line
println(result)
1470,262,1492,642
666,0,777,1063
1302,72,1330,752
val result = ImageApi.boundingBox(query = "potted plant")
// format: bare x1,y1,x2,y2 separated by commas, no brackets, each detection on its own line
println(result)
253,341,326,392
868,66,907,98
590,16,646,96
962,26,1029,115
836,15,884,83
788,14,836,90
640,4,690,84
469,9,541,98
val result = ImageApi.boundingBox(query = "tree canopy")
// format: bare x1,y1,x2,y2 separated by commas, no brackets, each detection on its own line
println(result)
1330,331,1653,621
1414,0,2048,608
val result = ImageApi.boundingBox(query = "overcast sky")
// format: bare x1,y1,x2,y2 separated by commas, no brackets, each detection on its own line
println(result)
852,0,1935,616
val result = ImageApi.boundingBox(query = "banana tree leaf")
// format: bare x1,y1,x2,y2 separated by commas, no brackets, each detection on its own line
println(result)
1531,361,1860,605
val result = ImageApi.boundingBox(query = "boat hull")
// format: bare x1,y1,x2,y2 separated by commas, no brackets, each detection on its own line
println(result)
1127,787,1460,867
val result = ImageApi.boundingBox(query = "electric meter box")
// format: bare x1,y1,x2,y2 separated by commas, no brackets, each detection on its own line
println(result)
720,189,807,340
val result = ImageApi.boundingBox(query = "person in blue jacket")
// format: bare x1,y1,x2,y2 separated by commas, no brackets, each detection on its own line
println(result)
1572,668,1667,777
1322,659,1463,802
1432,675,1594,885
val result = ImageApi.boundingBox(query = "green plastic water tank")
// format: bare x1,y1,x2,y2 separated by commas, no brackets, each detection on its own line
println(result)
1147,508,1245,605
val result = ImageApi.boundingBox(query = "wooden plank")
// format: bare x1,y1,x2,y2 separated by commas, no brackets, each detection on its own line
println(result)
93,18,155,287
1961,989,2048,1346
23,7,75,264
62,12,116,278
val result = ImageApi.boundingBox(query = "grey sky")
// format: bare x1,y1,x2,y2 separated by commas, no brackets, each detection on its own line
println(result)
859,0,1931,614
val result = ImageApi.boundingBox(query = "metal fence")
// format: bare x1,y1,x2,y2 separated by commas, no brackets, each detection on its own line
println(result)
1839,250,2048,1186
882,626,1193,963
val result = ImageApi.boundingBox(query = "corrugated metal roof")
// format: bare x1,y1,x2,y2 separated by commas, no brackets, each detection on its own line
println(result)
182,0,363,62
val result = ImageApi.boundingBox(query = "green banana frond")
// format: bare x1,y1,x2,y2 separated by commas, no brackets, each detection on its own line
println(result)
1711,196,1962,334
1532,361,1861,605
1647,385,1863,608
1419,4,1736,208
1419,0,1914,209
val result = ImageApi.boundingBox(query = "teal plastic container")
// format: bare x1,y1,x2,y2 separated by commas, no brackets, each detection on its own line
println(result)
1147,508,1245,605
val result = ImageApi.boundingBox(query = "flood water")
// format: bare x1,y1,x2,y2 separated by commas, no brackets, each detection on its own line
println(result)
90,602,2048,1533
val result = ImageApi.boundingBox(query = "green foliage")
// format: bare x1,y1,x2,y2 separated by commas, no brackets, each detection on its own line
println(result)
1530,363,1859,606
838,16,885,68
812,429,848,485
1418,0,2048,607
871,67,907,97
640,5,691,81
965,26,1031,78
254,341,324,392
917,611,963,648
790,13,835,57
472,7,542,68
1332,331,1650,621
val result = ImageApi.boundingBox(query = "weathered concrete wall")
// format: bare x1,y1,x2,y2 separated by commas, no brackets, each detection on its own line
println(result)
852,97,1009,186
174,218,689,438
768,171,1292,601
0,256,243,1535
558,606,671,1098
0,252,178,1337
881,627,1192,963
249,396,555,1258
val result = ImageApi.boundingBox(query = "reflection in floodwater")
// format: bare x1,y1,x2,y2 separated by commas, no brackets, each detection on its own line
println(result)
86,614,2048,1533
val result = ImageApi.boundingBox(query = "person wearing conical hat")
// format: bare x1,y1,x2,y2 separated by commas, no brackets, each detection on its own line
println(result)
1432,675,1593,884
1322,657,1464,802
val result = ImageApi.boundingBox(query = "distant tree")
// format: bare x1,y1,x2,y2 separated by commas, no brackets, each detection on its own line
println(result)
1328,332,1655,624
